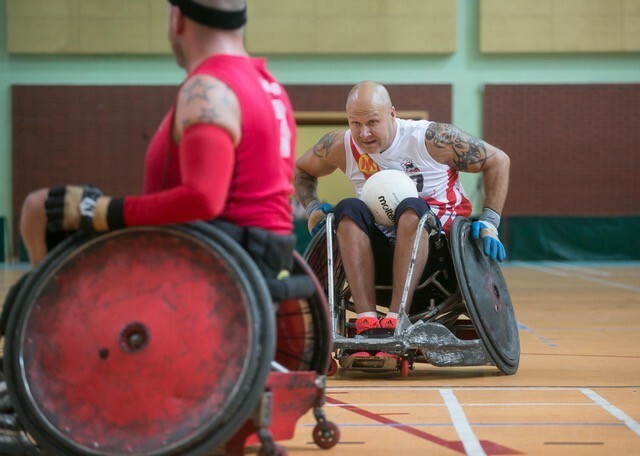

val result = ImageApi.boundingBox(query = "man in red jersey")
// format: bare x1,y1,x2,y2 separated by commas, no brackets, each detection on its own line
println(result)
19,0,296,266
2,1,296,452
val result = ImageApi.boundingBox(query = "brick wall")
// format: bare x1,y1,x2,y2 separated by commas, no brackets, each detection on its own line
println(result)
11,84,451,251
483,84,640,216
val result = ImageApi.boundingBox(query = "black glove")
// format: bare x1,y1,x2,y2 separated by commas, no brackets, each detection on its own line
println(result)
45,185,106,233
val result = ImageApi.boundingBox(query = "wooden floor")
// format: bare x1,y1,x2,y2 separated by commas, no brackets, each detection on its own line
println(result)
2,262,639,455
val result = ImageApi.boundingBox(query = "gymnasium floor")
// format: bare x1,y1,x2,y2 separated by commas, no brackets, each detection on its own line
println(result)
1,261,639,455
288,262,640,455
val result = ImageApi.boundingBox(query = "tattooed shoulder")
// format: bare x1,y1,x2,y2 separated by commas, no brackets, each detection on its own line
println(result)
425,122,491,171
312,131,340,159
181,76,216,104
179,76,235,129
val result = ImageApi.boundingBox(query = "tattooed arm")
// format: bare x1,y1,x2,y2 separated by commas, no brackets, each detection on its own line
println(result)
424,122,510,215
294,130,346,209
174,75,241,145
115,75,241,227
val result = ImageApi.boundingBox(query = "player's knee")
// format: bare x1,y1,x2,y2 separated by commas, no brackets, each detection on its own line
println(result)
334,198,375,233
395,197,429,229
20,188,48,229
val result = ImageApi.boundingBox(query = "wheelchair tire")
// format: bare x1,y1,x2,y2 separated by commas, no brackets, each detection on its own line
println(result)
450,217,520,375
186,224,332,375
303,229,350,342
4,224,275,456
272,252,332,374
302,229,343,296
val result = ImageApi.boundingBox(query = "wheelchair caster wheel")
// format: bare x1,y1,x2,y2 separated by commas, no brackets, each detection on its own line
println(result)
400,359,411,377
313,421,340,449
326,358,338,377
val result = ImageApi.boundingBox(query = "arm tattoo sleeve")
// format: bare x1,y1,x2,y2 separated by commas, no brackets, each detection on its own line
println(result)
294,170,319,207
425,123,492,171
312,131,339,159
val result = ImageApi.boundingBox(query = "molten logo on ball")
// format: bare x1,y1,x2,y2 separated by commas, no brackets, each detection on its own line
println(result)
360,169,419,227
378,195,395,222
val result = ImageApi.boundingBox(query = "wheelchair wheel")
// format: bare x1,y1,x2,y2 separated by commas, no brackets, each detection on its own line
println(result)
188,224,331,375
303,229,350,334
4,224,275,456
450,218,520,375
273,251,332,374
192,224,332,375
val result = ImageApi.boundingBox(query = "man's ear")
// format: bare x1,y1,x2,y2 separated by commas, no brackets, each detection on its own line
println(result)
170,6,186,35
176,10,186,34
390,106,396,119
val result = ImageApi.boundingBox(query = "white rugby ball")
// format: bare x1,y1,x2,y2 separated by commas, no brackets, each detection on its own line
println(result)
360,169,419,227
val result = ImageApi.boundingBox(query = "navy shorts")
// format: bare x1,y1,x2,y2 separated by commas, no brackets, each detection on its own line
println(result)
333,197,432,285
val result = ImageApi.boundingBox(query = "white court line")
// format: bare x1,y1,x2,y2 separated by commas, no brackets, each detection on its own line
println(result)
440,389,486,456
520,263,640,292
326,402,597,407
548,262,612,277
581,389,640,437
327,386,617,391
518,262,569,277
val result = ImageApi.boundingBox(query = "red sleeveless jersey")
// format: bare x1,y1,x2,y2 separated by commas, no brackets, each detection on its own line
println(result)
127,54,296,234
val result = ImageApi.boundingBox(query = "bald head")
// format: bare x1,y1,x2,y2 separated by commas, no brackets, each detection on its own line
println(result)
345,81,397,154
346,81,392,113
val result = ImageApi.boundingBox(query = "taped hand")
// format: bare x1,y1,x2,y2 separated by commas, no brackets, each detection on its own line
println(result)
308,203,333,237
45,185,110,233
471,220,506,262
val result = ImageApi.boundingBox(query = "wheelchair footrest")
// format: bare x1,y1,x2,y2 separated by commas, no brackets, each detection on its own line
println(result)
333,321,493,368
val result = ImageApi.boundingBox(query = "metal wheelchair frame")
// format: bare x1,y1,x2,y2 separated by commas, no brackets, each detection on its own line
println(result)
322,213,501,374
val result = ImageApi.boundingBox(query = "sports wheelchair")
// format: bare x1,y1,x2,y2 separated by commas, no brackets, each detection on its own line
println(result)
303,213,520,377
1,222,339,455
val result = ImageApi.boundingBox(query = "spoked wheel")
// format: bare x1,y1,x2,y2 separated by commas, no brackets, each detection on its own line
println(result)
303,229,349,338
4,224,275,456
273,252,332,374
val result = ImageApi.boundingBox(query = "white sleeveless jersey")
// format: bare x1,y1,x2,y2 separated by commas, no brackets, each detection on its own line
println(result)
344,118,472,232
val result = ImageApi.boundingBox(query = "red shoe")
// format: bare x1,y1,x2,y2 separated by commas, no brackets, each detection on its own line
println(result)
350,351,373,358
355,316,381,334
380,317,397,330
374,351,397,358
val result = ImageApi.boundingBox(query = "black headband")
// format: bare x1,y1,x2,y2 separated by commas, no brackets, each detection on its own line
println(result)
168,0,247,30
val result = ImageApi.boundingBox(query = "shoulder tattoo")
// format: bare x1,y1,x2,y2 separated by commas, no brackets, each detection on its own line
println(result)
180,77,234,129
182,77,215,103
312,131,339,159
425,122,492,171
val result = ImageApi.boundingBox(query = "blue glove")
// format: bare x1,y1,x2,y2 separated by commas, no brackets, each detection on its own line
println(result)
309,203,333,237
471,220,506,262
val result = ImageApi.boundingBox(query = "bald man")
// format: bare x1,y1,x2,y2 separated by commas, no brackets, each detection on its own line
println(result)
294,81,509,354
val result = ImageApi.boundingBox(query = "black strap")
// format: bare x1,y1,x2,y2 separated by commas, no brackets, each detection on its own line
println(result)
168,0,247,30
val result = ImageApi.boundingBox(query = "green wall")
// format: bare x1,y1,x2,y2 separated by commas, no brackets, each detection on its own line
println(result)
1,0,639,258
